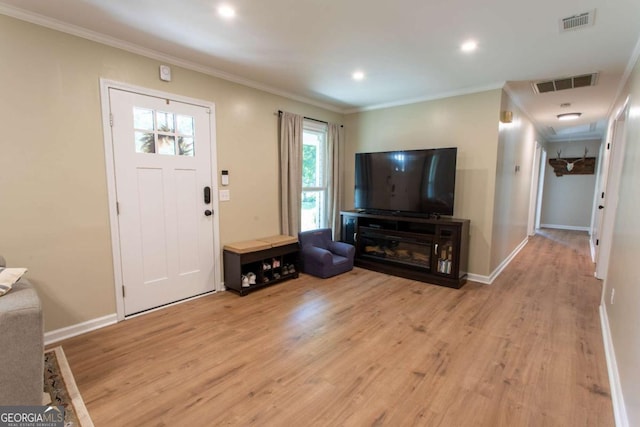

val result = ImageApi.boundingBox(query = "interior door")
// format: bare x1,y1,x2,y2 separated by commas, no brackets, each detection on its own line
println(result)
109,88,216,315
595,103,629,279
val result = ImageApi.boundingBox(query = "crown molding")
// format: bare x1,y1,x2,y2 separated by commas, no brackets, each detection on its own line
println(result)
343,82,506,114
0,3,345,114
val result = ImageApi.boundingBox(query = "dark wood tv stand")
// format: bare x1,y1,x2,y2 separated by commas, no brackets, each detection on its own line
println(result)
340,210,470,288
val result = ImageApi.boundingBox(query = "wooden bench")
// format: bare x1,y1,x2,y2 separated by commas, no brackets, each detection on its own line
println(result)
223,235,299,296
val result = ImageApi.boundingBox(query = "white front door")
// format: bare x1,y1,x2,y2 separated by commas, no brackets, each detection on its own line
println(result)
109,88,216,315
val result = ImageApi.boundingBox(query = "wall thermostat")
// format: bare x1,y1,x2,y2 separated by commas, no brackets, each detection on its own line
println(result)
221,170,229,186
159,65,172,82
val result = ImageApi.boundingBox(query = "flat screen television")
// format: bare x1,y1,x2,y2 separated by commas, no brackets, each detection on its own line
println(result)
354,147,457,216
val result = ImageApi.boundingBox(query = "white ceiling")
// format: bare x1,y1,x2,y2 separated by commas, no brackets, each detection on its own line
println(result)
2,0,639,141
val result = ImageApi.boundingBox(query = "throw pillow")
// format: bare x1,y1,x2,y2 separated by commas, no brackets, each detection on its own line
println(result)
0,267,28,297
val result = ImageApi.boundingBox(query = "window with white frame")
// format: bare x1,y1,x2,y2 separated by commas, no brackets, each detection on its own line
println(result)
301,120,328,231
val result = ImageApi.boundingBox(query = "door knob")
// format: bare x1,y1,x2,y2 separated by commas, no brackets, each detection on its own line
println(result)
598,205,604,210
204,210,213,216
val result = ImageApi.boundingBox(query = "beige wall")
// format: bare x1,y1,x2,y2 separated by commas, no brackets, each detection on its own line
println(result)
344,90,503,276
0,15,342,331
0,13,551,334
602,53,640,425
540,140,601,228
489,91,539,271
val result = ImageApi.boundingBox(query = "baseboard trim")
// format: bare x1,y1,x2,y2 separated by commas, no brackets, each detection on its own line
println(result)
44,313,118,346
600,304,629,427
540,224,590,232
45,290,222,345
467,237,529,285
466,273,491,284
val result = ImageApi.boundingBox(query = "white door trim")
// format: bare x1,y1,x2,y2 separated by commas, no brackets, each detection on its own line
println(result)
99,78,222,321
527,141,542,236
534,149,547,230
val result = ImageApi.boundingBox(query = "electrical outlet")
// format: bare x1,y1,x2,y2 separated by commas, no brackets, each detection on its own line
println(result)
610,288,615,305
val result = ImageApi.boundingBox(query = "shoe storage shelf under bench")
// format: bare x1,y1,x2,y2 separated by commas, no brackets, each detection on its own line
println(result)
223,235,300,296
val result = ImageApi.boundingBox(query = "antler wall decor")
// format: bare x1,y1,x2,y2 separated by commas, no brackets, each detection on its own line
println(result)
548,147,596,177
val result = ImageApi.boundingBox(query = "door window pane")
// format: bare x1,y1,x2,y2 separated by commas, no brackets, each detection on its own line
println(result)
134,108,154,130
179,137,194,156
157,134,176,155
177,115,194,136
135,132,155,153
156,111,175,132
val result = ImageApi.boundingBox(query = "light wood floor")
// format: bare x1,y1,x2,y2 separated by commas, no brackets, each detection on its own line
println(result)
56,229,613,426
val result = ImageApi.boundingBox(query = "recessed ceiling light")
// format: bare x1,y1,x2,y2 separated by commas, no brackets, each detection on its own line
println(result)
218,5,236,19
461,40,478,53
557,112,582,121
352,71,365,81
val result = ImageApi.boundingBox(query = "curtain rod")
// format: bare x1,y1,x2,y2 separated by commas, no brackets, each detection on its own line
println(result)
277,110,343,128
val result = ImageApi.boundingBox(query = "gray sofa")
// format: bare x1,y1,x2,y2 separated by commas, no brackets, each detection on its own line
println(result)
0,255,44,405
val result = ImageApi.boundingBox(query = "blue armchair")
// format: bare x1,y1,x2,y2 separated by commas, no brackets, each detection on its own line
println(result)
298,228,355,278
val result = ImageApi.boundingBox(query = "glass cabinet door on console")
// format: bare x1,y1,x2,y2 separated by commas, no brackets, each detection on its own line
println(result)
433,226,458,277
341,215,358,246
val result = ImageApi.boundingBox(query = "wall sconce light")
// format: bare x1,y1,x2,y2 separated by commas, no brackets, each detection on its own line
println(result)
500,111,513,123
557,112,582,121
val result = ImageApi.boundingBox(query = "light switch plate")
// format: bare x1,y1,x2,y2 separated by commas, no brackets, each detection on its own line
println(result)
219,189,230,201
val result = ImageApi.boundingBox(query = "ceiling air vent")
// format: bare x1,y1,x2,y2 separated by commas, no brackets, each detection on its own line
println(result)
560,10,595,32
533,73,598,94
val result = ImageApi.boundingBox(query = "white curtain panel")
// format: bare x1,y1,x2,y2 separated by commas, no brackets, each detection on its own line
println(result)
327,123,343,238
279,111,303,236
